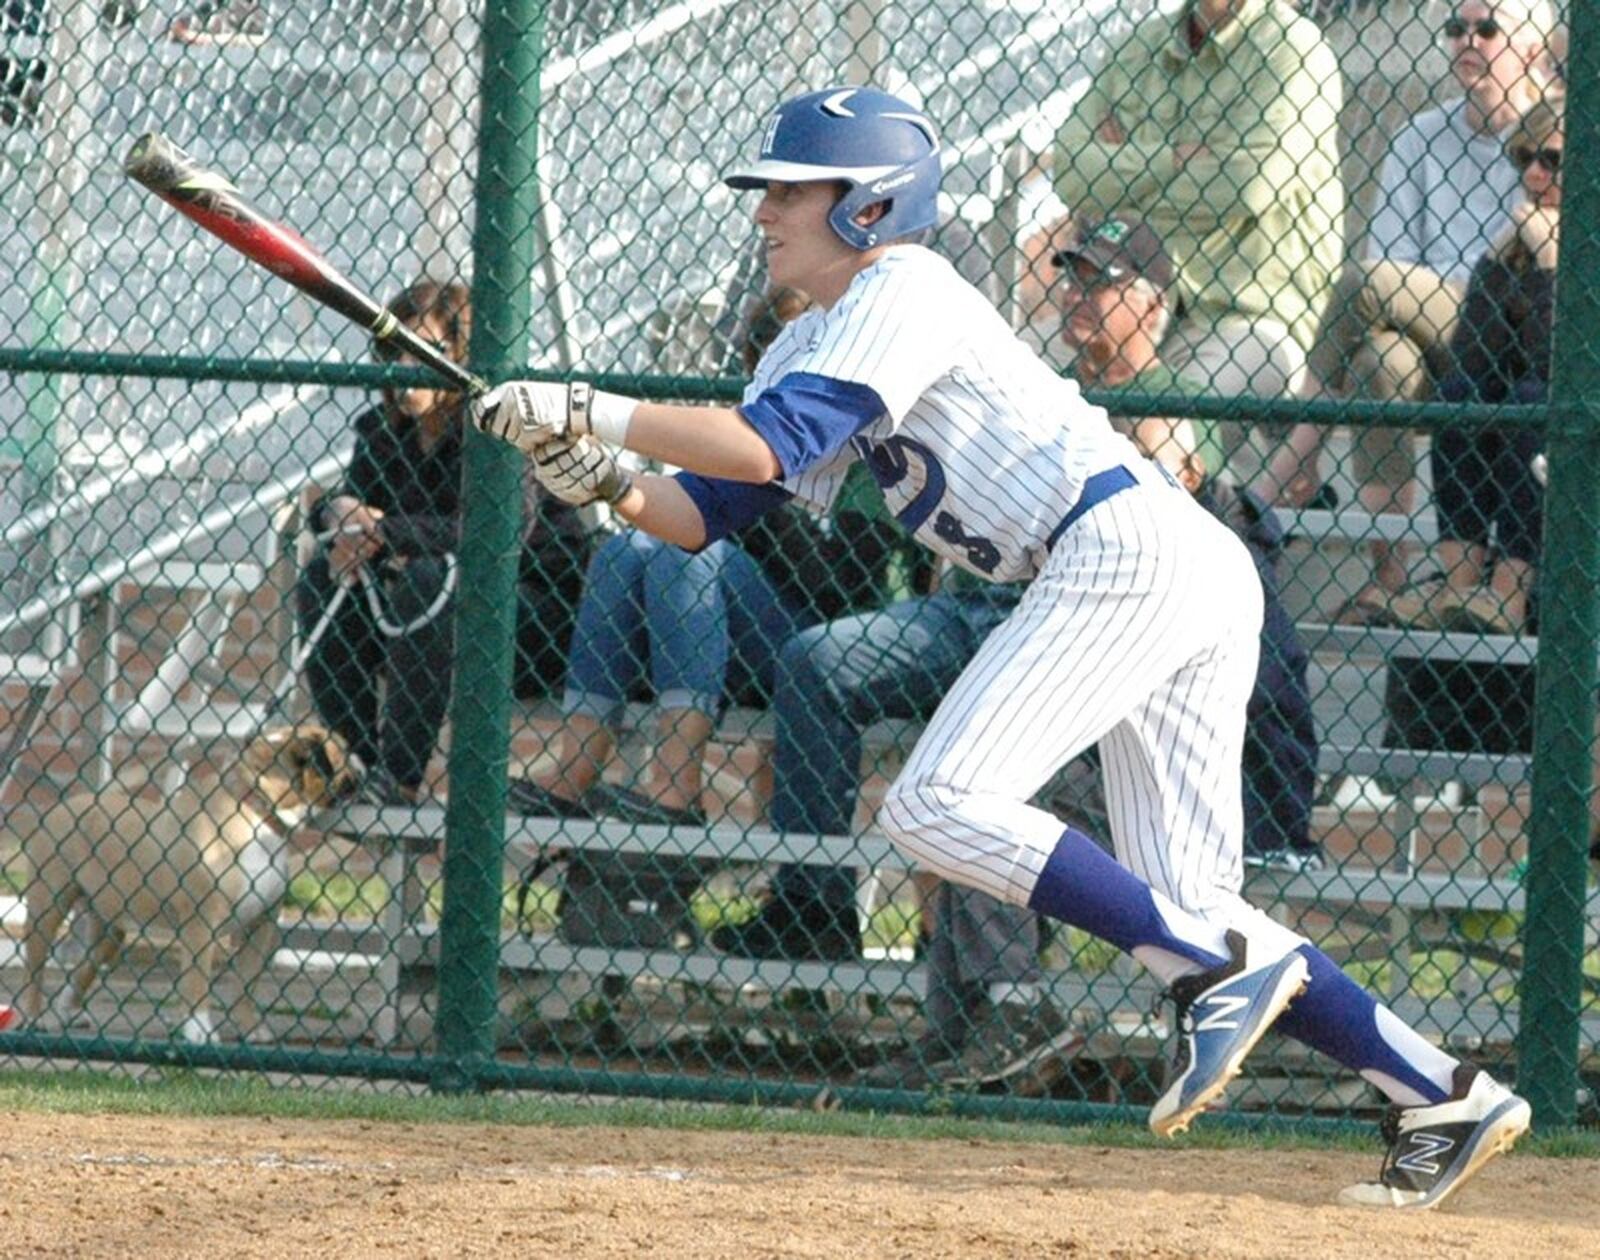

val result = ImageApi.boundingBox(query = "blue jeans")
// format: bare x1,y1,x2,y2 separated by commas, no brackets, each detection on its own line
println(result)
768,585,1024,913
563,529,807,721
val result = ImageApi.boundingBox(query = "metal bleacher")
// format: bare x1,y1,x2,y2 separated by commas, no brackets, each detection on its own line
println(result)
5,2,1580,1061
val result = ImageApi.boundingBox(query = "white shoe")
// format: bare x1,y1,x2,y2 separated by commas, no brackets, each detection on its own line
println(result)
1339,1065,1531,1210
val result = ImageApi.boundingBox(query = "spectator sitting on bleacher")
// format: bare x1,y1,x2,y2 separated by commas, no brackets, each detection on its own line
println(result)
1398,91,1562,637
1127,416,1322,873
1052,0,1344,486
506,287,907,829
1057,217,1321,872
1263,0,1562,627
299,278,590,806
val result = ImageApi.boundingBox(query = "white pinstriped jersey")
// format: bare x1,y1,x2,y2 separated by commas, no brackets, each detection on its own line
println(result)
742,244,1139,583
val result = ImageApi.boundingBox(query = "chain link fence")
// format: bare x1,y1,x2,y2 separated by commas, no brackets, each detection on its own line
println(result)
0,0,1594,1126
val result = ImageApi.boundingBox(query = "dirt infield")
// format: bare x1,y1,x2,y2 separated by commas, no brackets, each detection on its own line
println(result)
0,1111,1594,1258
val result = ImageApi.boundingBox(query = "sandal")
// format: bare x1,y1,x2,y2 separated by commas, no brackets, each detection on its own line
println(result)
1436,588,1522,637
585,782,706,827
506,779,592,819
1332,588,1399,628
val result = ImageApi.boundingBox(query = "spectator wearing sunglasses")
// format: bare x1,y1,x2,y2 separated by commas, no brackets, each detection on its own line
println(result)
1262,0,1562,627
1407,92,1563,637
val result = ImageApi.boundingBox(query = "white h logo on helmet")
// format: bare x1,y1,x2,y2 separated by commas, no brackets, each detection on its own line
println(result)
759,110,782,157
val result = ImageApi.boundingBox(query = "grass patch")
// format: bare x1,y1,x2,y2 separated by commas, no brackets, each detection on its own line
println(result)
285,870,390,920
0,1069,1593,1157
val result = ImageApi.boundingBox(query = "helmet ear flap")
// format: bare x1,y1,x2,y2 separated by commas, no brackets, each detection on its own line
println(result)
826,148,942,251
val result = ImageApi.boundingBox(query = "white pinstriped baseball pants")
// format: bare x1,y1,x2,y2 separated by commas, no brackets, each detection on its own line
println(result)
878,470,1307,966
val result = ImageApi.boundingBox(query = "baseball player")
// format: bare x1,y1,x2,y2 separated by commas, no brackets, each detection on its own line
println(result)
471,87,1529,1209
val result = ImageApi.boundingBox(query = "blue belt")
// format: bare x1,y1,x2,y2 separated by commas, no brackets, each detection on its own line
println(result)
1046,466,1139,550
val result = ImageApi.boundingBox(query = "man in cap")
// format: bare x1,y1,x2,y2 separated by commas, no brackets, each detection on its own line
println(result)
1058,216,1321,873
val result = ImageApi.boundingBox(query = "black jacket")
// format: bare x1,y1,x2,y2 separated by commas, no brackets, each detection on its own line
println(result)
1437,206,1557,407
315,402,589,574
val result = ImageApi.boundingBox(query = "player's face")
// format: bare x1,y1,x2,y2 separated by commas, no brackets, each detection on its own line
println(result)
754,180,860,298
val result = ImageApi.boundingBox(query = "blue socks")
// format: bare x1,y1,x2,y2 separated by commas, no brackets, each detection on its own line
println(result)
1027,830,1457,1106
1273,946,1454,1105
1027,829,1230,971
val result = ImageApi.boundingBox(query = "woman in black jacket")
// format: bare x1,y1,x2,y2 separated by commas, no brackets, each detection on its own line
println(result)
298,278,589,804
1415,95,1561,636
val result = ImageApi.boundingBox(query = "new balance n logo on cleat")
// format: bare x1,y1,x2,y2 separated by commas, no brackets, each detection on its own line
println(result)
1192,993,1252,1033
1393,1133,1455,1178
1340,1065,1532,1210
1148,932,1310,1139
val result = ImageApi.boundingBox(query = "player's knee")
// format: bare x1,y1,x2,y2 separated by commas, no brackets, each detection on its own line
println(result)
878,777,962,863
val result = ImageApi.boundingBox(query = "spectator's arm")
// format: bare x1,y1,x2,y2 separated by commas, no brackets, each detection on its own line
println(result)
1053,36,1171,214
1156,33,1342,227
335,409,390,510
309,410,385,539
1443,257,1513,402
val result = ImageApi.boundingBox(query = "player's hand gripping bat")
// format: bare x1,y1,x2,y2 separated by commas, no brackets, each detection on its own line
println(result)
124,131,487,395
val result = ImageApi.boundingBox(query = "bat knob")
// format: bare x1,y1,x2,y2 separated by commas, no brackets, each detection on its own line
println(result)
124,132,208,194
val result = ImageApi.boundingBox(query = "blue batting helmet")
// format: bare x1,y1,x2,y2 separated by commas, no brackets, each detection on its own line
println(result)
724,87,942,251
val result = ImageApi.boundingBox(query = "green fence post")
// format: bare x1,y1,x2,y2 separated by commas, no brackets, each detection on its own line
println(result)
1517,2,1600,1129
432,0,548,1094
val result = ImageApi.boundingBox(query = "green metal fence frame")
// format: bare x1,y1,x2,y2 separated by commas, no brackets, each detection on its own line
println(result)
0,0,1594,1130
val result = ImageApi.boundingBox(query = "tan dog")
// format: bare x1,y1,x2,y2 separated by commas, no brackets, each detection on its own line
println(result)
14,724,354,1045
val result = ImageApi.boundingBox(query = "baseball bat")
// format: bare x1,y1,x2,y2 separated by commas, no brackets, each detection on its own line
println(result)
124,131,487,395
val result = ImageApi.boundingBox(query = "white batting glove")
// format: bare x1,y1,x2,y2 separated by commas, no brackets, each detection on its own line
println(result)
532,435,635,507
470,381,638,454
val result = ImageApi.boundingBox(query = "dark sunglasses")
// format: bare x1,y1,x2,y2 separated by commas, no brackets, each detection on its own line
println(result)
1512,146,1563,174
1052,255,1130,291
1443,15,1502,39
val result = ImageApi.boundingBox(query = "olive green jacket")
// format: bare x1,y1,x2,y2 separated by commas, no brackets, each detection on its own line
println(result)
1054,0,1345,354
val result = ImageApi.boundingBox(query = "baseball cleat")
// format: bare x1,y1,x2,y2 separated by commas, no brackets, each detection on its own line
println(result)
1148,930,1309,1138
1338,1064,1531,1210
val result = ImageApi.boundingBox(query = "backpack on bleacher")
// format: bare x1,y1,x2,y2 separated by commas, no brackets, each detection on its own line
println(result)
1382,657,1534,756
555,850,706,950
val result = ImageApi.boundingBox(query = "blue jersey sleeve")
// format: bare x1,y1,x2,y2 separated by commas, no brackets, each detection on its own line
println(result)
738,371,886,478
674,472,793,546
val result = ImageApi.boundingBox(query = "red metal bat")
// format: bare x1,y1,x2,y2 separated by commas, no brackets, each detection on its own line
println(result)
124,131,485,394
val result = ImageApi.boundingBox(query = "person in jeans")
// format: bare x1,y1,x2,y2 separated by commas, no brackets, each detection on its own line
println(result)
1262,0,1562,624
508,288,904,828
299,278,588,805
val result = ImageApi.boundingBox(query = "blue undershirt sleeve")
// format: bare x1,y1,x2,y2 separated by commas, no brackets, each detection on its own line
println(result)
673,473,792,547
738,372,887,478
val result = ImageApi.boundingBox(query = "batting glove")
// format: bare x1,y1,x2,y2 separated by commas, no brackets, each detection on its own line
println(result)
532,435,635,507
471,381,638,454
